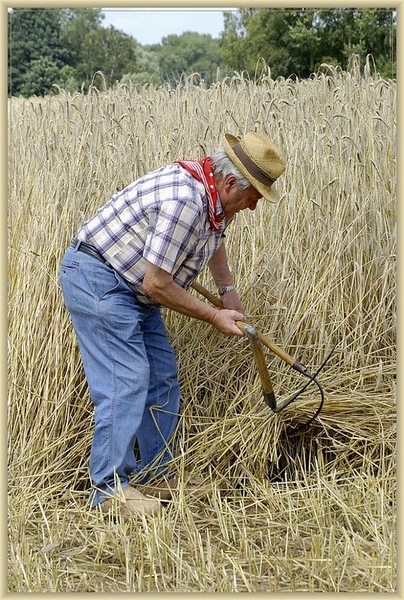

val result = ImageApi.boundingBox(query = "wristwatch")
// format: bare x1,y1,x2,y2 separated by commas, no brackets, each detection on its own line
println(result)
218,285,235,295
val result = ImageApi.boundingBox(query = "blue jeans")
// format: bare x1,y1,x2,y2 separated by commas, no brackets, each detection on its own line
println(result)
59,245,181,506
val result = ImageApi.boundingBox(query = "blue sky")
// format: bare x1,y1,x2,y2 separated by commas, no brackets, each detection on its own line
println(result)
101,7,236,45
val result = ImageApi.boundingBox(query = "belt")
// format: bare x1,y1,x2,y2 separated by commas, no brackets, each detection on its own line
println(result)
71,237,110,266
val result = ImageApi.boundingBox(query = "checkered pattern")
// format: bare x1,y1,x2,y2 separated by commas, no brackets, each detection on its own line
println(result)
76,164,226,305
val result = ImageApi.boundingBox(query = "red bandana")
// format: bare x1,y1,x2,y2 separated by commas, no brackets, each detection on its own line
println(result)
176,157,224,232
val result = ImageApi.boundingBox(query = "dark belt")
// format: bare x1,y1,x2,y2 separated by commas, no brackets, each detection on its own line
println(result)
71,237,110,266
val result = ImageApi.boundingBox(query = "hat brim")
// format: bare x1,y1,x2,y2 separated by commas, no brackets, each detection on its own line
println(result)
222,133,280,203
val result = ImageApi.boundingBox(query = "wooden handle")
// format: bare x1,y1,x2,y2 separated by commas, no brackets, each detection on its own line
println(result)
191,281,302,369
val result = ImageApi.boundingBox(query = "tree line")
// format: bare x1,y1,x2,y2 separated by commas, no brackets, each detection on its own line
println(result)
8,7,396,98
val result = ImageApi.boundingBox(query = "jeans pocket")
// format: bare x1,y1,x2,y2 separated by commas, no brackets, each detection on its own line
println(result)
93,264,139,305
89,264,122,299
59,257,80,288
60,261,79,275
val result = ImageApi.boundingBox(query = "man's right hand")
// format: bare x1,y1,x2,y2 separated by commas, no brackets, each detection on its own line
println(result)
209,309,245,337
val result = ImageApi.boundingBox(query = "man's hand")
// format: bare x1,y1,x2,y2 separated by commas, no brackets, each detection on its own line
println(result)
209,308,245,337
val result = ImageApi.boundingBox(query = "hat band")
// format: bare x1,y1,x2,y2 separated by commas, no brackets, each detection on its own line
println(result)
233,143,276,187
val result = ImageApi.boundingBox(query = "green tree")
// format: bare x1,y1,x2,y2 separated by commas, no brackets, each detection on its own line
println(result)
75,27,138,88
222,9,314,78
157,31,224,86
121,45,161,87
60,9,138,90
221,11,249,74
19,56,61,97
8,7,142,96
316,8,357,67
285,9,320,74
354,8,396,77
8,8,68,96
316,8,396,77
222,8,396,79
59,7,103,70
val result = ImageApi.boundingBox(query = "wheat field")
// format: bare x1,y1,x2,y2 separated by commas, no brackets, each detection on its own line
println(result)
7,62,396,592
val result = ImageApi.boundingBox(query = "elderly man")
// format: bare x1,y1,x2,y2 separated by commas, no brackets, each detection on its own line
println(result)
59,132,285,519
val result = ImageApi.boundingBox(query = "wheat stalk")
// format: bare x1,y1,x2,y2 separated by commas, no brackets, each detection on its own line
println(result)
8,67,396,592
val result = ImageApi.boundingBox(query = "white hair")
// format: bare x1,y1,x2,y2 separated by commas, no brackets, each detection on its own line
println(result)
211,148,251,192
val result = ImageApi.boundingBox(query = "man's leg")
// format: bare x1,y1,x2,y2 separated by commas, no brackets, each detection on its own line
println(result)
59,247,152,506
135,309,181,481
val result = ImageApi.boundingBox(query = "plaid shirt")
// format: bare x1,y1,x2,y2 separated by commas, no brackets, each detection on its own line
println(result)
76,164,226,306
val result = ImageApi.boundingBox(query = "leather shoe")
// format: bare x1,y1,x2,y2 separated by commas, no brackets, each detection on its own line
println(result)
138,474,209,501
99,486,161,519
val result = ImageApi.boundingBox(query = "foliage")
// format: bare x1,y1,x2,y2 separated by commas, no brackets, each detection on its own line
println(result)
8,8,68,96
19,56,62,97
7,7,396,98
123,45,161,86
61,11,138,88
157,31,224,86
222,8,396,79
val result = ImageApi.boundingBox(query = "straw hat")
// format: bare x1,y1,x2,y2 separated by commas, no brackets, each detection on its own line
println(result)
222,132,286,203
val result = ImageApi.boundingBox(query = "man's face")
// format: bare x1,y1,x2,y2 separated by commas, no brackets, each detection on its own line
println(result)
219,175,262,219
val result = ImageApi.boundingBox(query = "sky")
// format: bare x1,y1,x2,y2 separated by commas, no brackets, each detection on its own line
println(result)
101,7,236,45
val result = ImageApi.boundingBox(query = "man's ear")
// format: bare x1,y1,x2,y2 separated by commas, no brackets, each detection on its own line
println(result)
224,174,237,191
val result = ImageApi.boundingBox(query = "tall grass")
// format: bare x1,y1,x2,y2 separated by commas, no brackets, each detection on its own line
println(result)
8,63,396,592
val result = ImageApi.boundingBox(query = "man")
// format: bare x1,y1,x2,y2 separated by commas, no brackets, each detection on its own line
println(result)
59,132,286,519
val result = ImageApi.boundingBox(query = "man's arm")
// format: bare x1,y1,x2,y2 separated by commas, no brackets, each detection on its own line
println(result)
142,261,245,337
207,242,246,314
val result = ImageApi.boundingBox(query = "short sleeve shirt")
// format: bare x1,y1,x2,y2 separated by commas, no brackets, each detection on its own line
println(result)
76,164,226,305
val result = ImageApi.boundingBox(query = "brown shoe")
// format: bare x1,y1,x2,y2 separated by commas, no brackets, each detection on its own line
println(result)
99,486,161,519
138,474,209,501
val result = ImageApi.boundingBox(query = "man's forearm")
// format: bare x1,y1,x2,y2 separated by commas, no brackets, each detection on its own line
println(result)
142,261,245,337
207,242,234,288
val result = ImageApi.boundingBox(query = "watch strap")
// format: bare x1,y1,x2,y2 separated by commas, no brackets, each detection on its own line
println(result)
218,285,235,295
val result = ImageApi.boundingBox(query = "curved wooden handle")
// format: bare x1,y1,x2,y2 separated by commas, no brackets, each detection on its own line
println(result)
191,281,307,373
